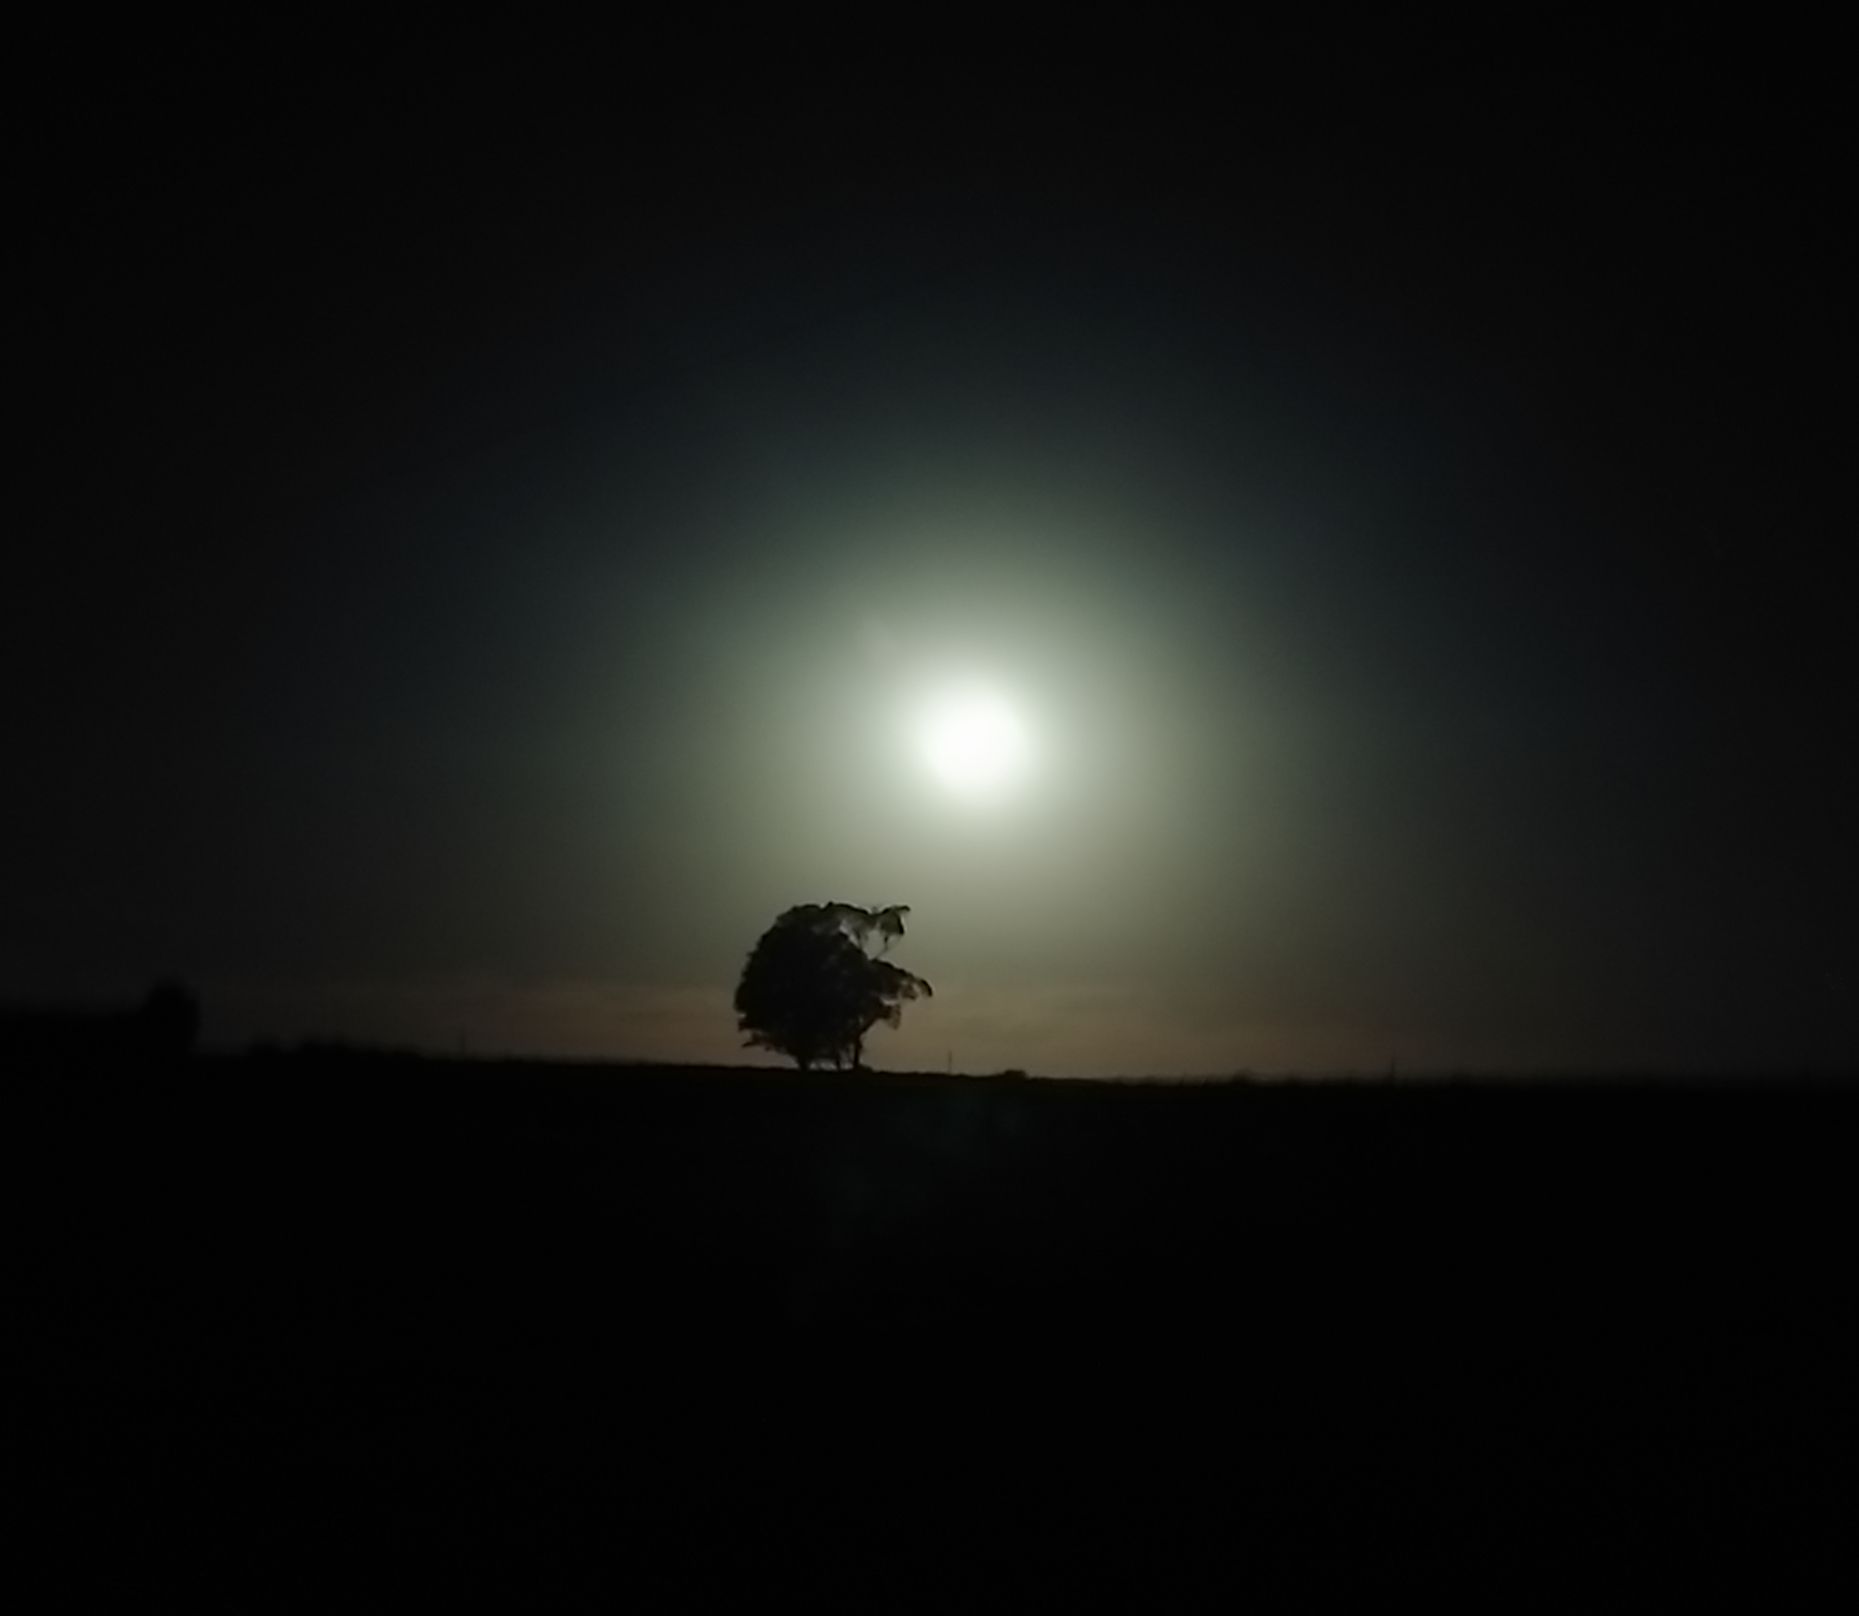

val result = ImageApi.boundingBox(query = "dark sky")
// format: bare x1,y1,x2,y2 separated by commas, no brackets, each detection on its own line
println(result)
10,32,1851,1073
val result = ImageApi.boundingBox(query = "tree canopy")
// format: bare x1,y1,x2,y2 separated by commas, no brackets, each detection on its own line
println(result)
733,902,932,1070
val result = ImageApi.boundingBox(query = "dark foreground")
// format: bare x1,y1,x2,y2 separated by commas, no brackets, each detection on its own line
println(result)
9,1054,1856,1604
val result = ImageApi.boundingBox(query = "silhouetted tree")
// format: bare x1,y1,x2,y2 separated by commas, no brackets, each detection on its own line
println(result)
734,903,933,1070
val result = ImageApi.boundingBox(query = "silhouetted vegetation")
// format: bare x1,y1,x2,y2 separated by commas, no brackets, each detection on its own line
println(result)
733,901,932,1069
0,978,197,1064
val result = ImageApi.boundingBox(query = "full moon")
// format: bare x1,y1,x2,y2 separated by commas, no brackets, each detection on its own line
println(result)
918,686,1033,801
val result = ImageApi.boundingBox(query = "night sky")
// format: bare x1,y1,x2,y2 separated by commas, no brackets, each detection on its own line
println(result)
11,33,1851,1074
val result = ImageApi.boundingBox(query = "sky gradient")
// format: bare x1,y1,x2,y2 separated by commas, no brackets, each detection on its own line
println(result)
11,36,1851,1074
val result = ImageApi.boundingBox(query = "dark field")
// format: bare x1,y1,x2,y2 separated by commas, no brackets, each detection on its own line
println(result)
10,1054,1856,1603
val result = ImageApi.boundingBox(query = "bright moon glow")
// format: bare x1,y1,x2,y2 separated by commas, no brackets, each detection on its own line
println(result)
919,686,1032,801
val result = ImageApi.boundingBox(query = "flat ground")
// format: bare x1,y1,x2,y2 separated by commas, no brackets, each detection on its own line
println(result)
9,1054,1855,1603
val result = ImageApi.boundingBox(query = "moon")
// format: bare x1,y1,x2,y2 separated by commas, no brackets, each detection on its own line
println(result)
918,685,1033,801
